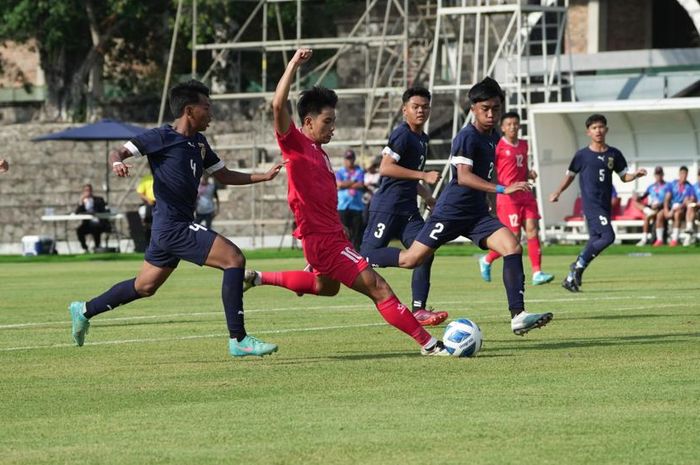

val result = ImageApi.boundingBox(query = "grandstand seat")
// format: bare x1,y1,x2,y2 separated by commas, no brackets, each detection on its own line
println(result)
564,197,584,221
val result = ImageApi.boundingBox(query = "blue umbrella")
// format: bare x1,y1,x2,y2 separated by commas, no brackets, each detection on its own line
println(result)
33,119,149,203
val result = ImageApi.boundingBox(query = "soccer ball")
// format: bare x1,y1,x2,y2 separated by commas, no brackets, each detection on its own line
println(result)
443,318,483,357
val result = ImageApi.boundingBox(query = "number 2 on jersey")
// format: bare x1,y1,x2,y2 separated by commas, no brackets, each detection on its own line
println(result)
429,222,444,240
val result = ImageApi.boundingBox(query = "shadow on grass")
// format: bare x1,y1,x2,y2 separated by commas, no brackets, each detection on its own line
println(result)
488,331,700,352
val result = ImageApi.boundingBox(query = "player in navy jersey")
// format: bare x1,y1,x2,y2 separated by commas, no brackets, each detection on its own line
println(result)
365,77,554,336
68,80,285,357
550,114,646,292
360,87,448,326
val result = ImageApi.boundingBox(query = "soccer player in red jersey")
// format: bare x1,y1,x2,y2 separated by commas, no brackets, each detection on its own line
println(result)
478,112,554,286
244,48,449,356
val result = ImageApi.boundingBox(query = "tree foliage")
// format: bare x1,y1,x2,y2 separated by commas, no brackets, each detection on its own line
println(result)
0,0,172,121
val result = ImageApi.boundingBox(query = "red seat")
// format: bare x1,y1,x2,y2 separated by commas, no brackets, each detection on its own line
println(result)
564,197,584,221
612,198,645,221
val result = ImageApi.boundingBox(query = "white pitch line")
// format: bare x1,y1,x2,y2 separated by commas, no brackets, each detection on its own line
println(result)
1,301,695,352
0,322,387,352
0,294,660,330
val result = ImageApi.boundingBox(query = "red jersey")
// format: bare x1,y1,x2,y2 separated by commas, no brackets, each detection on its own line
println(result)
276,122,344,239
495,137,529,186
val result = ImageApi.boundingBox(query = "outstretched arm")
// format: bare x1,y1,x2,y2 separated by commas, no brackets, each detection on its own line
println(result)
272,48,313,135
549,174,575,202
455,164,531,194
109,147,134,177
620,168,647,182
212,162,286,186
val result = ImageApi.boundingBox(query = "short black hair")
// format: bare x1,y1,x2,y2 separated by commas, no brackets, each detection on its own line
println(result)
468,77,505,105
169,80,210,118
585,113,607,128
297,86,338,122
501,111,520,124
402,86,431,103
680,165,689,172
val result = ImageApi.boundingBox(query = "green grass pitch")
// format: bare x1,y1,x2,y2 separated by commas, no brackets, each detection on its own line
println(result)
1,247,699,465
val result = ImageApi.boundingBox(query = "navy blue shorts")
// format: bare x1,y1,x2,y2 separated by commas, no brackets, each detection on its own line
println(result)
361,211,425,250
145,222,217,269
415,214,505,250
585,211,615,239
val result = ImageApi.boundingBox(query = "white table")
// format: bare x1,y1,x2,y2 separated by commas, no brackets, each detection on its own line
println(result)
41,213,125,254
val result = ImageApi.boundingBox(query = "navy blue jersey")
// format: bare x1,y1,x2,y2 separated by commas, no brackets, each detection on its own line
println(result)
567,146,628,216
432,123,499,219
370,122,429,215
125,125,224,228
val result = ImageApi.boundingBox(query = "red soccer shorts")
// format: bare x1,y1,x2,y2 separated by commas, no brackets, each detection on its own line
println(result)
495,192,541,232
302,232,370,287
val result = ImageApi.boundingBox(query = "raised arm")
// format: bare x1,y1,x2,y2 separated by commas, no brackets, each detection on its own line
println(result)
272,48,313,135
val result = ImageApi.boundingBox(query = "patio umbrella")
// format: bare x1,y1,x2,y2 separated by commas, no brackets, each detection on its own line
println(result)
33,119,149,203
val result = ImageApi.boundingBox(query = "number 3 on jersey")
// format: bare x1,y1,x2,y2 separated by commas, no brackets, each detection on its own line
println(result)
373,223,386,239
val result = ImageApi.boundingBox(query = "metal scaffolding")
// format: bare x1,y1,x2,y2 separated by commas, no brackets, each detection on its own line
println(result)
425,0,572,195
184,0,572,244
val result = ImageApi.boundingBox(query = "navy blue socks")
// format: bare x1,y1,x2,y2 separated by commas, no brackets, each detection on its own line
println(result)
502,254,525,318
85,278,141,318
222,268,246,341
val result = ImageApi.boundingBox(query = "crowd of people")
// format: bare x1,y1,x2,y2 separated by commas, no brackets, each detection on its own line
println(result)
631,165,699,247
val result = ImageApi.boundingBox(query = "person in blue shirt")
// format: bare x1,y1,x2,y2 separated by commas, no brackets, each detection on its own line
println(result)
549,114,646,292
658,165,696,247
360,86,447,326
364,77,554,336
336,149,365,250
633,166,666,246
68,80,285,357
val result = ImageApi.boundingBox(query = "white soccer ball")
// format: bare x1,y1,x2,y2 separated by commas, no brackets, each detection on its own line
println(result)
443,318,483,357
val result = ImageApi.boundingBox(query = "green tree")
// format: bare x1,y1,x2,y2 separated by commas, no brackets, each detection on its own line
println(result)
0,0,172,121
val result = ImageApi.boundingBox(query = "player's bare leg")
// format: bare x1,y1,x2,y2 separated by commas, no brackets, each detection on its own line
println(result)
205,235,277,357
486,227,553,335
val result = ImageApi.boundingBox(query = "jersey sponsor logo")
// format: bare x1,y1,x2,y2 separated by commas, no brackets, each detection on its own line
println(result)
597,155,605,162
187,141,196,148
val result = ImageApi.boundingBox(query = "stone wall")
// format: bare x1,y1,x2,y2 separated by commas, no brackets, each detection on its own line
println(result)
0,116,385,251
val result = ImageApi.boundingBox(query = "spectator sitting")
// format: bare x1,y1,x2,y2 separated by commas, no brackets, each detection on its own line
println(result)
362,155,382,225
685,168,700,246
136,173,155,243
75,183,109,253
633,166,667,246
336,149,365,250
195,175,219,229
656,165,695,247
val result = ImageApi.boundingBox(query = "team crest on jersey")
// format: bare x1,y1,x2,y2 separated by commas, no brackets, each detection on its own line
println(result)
607,157,614,169
198,142,206,159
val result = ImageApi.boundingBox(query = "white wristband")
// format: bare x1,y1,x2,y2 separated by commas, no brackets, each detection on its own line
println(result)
112,161,124,167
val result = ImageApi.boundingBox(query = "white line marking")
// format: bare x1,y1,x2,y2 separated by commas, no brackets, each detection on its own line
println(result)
0,301,694,352
0,294,661,330
0,323,387,352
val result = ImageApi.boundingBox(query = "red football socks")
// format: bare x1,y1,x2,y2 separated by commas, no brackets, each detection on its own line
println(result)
376,295,433,346
484,250,501,264
260,271,319,295
527,237,542,273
